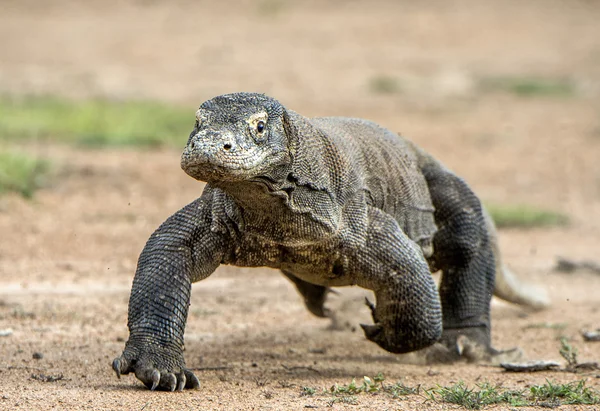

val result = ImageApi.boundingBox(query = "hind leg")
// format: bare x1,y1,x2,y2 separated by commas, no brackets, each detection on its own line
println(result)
422,165,502,361
282,270,331,318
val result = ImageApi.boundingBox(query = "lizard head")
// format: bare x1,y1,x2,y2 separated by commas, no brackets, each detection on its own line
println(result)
181,92,292,184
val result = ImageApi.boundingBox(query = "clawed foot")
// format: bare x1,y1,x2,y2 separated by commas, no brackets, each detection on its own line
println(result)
360,297,385,344
424,327,522,364
112,343,200,391
360,297,384,346
305,288,336,318
282,271,334,318
359,297,442,354
364,297,377,321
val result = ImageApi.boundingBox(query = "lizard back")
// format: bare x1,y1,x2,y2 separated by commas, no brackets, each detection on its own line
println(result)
308,116,437,256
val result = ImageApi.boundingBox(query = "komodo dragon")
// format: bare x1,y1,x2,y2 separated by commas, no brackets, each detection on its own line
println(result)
112,92,548,391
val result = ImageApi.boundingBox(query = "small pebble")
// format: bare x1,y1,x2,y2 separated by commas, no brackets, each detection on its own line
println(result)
0,329,13,337
583,330,600,342
500,360,560,372
32,352,44,360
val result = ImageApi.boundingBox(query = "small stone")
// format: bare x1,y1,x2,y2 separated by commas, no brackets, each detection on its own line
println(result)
500,360,560,372
0,329,13,337
583,330,600,342
32,352,44,360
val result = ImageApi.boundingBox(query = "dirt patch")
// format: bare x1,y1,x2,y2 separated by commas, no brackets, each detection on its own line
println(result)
1,1,600,410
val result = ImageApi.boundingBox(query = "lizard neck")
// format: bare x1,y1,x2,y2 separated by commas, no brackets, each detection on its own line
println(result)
212,175,342,245
218,179,289,215
208,111,355,245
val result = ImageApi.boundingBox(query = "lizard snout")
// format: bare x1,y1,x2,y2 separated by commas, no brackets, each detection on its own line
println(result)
186,130,237,156
181,129,258,182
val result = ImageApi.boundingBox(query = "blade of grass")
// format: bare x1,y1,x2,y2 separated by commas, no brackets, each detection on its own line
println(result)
0,150,49,198
0,95,194,147
479,76,576,97
486,203,569,228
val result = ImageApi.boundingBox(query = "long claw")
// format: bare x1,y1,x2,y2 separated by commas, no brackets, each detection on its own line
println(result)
150,370,161,391
364,297,377,320
112,358,122,379
360,323,383,341
185,370,201,389
166,373,177,392
177,374,186,391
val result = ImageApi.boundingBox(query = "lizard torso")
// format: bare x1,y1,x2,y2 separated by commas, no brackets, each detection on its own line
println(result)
207,112,437,286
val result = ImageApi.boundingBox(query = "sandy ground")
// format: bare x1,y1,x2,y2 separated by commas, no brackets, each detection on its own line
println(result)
1,1,600,409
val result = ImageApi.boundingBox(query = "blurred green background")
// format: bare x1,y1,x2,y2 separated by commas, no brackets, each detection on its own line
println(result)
1,0,599,226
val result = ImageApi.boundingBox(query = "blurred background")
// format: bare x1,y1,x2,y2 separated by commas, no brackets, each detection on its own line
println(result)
1,0,599,215
1,0,599,408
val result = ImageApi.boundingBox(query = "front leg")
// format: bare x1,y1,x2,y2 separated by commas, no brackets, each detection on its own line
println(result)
353,207,442,353
112,195,229,391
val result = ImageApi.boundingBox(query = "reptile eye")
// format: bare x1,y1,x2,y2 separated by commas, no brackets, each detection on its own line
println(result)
256,121,265,133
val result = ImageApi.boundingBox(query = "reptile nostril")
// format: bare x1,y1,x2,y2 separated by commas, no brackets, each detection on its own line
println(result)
190,141,196,150
223,143,232,151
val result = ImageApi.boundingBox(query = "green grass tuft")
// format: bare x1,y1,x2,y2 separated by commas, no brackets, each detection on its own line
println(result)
425,382,526,409
559,337,579,367
0,95,194,147
0,150,49,198
300,386,317,397
427,380,599,409
302,374,419,405
369,75,402,94
523,322,568,330
302,375,600,409
256,0,289,15
486,203,569,229
480,76,576,97
329,374,384,395
529,380,600,406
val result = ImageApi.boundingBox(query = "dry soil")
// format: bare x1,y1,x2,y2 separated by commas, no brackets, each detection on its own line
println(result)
1,1,599,410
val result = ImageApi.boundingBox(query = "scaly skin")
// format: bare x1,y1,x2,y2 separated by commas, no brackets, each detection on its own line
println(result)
113,92,543,390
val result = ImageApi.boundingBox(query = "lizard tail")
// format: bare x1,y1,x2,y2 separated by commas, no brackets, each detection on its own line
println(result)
494,263,549,310
484,208,550,310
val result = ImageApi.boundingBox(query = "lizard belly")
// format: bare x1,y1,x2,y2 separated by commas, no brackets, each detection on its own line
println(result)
231,233,354,287
280,257,354,287
279,238,356,287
